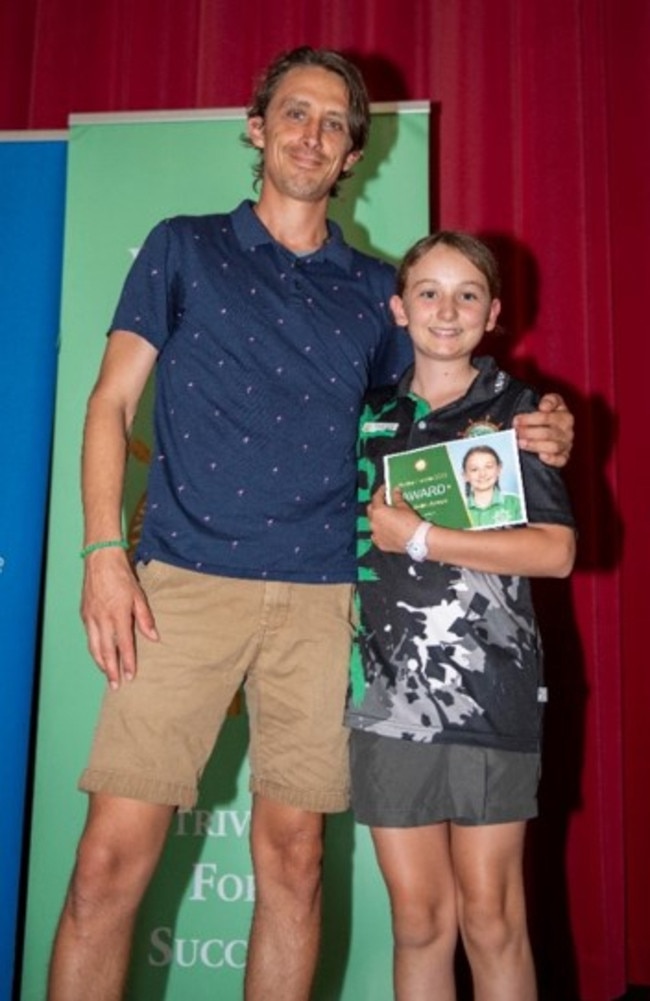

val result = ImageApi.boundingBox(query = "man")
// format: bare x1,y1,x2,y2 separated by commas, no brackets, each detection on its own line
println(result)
47,46,573,1001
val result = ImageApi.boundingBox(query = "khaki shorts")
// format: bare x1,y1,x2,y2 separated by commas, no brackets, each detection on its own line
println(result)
80,561,353,812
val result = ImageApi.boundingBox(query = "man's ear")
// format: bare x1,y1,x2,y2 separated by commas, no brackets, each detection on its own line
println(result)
342,149,362,173
389,294,409,327
247,116,265,149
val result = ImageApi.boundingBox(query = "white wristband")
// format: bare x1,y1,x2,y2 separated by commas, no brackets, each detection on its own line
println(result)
405,521,431,562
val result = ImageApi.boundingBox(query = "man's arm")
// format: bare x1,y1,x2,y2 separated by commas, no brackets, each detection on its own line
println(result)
80,330,159,690
513,393,574,468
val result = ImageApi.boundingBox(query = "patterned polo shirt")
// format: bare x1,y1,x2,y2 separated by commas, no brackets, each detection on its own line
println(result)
345,357,575,752
111,201,413,582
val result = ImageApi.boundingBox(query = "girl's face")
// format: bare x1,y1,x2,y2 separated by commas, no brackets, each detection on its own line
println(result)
390,244,501,364
464,451,501,493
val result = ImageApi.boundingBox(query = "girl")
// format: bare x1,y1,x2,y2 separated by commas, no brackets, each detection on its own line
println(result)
346,231,576,1001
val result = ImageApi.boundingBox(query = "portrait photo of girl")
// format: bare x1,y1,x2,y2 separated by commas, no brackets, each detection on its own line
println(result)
460,439,525,528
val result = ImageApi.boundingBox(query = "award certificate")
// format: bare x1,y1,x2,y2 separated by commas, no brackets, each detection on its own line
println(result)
383,428,528,530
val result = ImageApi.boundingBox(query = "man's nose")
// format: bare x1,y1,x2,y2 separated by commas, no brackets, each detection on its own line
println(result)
301,118,322,146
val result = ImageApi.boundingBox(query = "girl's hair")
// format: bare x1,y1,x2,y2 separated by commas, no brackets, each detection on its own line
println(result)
462,445,502,497
243,46,370,196
396,230,501,298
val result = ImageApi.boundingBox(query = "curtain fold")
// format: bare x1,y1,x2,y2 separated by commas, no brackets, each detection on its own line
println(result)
2,1,645,997
605,1,650,986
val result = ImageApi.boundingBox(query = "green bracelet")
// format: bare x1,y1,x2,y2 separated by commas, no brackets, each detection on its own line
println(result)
80,539,129,559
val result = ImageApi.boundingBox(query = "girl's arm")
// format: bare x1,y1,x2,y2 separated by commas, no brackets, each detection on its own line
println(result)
368,487,575,579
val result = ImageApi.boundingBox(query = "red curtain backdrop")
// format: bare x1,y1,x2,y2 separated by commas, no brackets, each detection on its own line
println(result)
2,2,647,998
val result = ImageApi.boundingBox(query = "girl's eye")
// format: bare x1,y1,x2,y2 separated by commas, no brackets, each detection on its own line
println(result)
324,118,344,132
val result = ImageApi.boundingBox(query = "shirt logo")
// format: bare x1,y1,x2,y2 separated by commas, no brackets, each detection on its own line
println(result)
462,417,503,437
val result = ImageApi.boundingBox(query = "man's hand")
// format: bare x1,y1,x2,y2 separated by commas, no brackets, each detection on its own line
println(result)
80,549,158,690
368,487,421,553
513,393,574,468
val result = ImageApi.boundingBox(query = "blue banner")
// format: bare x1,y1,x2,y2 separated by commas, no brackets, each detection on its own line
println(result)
0,134,66,997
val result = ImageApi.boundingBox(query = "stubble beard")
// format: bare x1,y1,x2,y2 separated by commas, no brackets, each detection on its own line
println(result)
279,160,338,203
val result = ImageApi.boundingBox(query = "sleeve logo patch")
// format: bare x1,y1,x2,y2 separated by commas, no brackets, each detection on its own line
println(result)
361,421,400,434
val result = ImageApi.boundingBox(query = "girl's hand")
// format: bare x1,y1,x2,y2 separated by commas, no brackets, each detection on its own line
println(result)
368,487,423,553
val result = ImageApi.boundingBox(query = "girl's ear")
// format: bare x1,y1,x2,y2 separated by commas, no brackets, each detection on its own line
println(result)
390,294,409,327
486,297,501,332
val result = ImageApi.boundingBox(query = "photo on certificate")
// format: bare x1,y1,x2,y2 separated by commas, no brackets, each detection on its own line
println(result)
383,428,528,531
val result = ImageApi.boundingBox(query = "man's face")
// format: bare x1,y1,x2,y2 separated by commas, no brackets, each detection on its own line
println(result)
247,66,361,203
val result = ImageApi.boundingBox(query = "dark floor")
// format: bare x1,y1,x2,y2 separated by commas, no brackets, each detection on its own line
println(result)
535,986,650,1001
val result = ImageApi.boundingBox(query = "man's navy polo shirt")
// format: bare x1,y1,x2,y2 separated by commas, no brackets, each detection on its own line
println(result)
111,200,412,582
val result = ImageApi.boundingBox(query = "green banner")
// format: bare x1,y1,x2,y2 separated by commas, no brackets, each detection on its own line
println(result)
21,104,429,1000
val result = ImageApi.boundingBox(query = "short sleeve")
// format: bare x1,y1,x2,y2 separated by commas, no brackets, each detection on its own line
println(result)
366,263,413,387
110,219,178,350
511,385,575,528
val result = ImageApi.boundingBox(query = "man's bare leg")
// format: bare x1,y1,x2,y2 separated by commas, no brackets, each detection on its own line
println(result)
244,795,324,1001
47,793,174,1001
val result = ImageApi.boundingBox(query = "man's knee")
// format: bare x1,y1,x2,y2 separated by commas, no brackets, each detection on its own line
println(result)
255,821,323,877
251,800,325,898
65,795,172,918
65,834,148,920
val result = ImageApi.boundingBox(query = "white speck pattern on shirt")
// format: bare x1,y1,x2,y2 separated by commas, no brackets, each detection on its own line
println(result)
111,201,412,582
